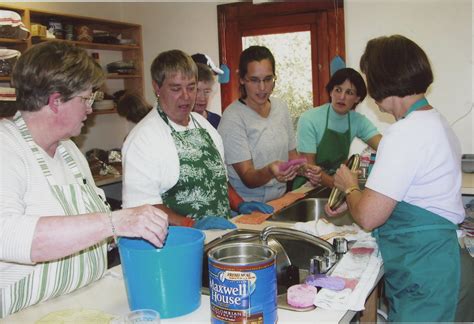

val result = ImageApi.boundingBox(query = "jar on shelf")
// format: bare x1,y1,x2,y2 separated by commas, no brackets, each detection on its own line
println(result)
0,49,21,77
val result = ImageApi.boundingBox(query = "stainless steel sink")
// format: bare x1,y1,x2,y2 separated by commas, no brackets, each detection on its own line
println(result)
269,186,354,226
201,227,336,311
269,198,354,226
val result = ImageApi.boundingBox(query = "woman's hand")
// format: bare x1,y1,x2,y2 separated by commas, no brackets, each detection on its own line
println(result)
301,164,322,186
324,201,348,217
333,164,358,192
112,205,169,248
269,161,301,183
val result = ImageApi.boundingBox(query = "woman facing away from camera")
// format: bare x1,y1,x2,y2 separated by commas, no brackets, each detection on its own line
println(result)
326,35,472,321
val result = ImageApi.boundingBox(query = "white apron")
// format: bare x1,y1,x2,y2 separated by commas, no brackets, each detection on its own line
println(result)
0,113,109,318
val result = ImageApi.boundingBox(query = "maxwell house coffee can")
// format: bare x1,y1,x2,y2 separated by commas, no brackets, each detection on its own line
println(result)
208,243,277,323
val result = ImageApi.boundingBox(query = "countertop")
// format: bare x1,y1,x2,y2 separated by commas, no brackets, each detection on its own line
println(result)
1,226,368,323
2,217,381,323
1,185,382,323
1,265,357,323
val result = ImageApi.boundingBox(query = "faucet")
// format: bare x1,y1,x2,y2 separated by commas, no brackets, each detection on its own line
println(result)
260,226,335,257
261,226,337,274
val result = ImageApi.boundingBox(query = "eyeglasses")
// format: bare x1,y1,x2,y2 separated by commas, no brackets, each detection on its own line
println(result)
244,75,276,87
75,91,97,107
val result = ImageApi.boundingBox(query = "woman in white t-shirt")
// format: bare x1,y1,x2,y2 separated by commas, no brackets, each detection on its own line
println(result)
326,35,471,321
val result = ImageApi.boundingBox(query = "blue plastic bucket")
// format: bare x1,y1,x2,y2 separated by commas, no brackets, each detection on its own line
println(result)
118,226,205,319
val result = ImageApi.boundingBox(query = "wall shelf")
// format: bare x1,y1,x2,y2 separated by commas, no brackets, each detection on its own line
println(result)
34,38,141,51
91,108,117,115
0,4,144,119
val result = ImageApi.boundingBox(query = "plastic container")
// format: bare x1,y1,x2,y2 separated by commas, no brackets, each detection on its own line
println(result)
125,309,160,324
118,227,205,319
0,10,30,40
0,49,20,77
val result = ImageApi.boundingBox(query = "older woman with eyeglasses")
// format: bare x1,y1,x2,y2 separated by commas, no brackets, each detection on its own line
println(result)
218,46,321,203
0,41,168,318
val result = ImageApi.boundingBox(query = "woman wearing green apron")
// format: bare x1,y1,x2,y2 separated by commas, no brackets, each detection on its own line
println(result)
123,50,243,230
295,68,381,189
0,42,168,318
327,35,470,321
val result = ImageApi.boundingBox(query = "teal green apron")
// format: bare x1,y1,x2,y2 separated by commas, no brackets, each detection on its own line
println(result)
157,106,230,221
372,98,461,321
293,105,351,189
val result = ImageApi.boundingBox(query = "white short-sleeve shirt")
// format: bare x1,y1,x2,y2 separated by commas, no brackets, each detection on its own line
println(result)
366,109,465,224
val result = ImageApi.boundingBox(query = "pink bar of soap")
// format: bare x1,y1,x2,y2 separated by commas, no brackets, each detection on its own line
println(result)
287,284,318,308
279,158,307,172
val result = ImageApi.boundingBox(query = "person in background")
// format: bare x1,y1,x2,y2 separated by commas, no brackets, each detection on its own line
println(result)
218,45,321,203
116,91,152,124
0,41,168,318
326,35,472,321
191,53,222,129
122,49,259,230
294,68,381,189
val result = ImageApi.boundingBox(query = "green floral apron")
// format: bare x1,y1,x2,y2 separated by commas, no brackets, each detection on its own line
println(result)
157,107,230,220
293,105,351,189
1,113,108,318
372,98,461,321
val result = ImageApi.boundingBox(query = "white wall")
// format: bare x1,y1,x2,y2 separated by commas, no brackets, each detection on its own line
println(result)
120,2,222,115
345,0,473,154
6,1,473,155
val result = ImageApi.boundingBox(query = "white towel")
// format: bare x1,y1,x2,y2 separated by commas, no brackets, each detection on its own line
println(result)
294,219,371,244
313,239,383,311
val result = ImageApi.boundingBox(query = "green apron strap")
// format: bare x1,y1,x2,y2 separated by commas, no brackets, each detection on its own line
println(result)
403,97,429,118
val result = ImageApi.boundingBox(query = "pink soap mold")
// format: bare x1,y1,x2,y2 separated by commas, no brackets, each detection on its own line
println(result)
279,158,307,172
286,284,317,308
